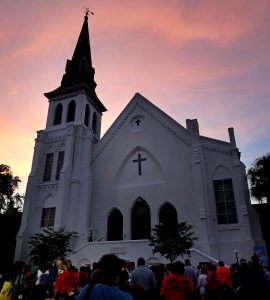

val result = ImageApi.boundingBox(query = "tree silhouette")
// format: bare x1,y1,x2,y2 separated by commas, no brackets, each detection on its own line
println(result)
248,153,270,204
149,221,198,263
28,227,77,264
0,164,23,214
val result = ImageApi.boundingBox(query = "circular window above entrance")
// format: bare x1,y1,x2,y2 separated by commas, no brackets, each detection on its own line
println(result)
129,114,147,133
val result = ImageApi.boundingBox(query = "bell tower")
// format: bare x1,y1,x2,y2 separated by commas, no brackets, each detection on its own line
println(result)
44,12,106,137
15,13,106,261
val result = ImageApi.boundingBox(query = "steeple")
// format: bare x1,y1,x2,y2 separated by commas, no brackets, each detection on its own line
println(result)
44,12,106,112
61,14,97,90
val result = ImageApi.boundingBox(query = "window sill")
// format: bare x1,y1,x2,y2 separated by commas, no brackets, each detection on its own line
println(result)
217,224,240,231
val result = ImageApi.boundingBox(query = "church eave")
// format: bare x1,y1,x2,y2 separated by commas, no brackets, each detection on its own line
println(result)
44,83,107,112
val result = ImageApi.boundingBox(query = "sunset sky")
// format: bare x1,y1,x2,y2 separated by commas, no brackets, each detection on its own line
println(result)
1,0,270,193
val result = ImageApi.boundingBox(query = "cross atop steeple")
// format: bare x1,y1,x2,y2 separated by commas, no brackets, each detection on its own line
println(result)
84,7,94,17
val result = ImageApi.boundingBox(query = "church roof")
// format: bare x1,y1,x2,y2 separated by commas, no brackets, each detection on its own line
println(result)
93,93,234,162
44,13,106,112
92,93,191,161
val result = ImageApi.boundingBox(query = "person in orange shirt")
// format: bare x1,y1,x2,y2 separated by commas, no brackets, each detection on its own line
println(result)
216,261,232,288
216,261,234,300
160,261,194,300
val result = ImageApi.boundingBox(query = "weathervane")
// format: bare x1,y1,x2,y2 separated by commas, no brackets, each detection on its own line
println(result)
84,7,94,16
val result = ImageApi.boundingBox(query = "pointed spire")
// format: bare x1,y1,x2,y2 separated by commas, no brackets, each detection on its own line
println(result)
45,12,107,112
60,13,97,90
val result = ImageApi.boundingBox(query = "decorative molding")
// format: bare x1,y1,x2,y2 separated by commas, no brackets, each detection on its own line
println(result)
45,135,66,143
48,91,80,102
231,149,240,166
109,246,127,255
240,205,248,216
217,224,240,231
192,147,201,164
200,208,206,219
38,182,59,191
137,103,190,146
202,145,231,156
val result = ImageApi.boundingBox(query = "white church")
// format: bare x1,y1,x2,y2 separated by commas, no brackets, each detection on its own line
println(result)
15,14,265,267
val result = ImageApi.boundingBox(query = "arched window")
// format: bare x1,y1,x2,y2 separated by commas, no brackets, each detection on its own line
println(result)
53,103,63,125
92,112,97,134
67,100,76,122
107,209,123,241
213,179,238,224
159,203,178,231
131,198,151,240
84,104,90,127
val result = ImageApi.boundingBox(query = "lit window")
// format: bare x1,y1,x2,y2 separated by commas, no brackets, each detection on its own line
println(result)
41,207,56,227
213,179,238,224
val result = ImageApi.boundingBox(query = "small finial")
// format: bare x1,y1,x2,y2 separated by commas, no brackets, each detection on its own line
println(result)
84,7,94,17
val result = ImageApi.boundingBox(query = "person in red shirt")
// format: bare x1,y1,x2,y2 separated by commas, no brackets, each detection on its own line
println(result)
160,261,194,300
54,259,79,300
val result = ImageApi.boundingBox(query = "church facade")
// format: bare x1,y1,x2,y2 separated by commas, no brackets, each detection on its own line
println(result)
15,15,265,267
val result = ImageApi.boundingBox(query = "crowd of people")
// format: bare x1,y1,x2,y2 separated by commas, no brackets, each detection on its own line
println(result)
0,254,270,300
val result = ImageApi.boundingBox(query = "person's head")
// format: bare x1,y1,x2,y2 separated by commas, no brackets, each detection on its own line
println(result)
98,254,122,285
240,258,247,265
125,260,132,271
130,261,135,271
184,258,191,266
165,263,172,273
218,261,224,267
11,261,26,279
38,263,48,272
137,257,145,266
251,255,259,264
208,263,217,272
63,259,73,271
171,261,185,275
92,262,100,270
55,258,64,270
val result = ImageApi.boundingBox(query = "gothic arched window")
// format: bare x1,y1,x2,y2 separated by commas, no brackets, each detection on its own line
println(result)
107,209,123,241
159,203,178,231
67,100,76,122
53,103,63,125
92,112,97,134
84,104,90,127
131,198,151,240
